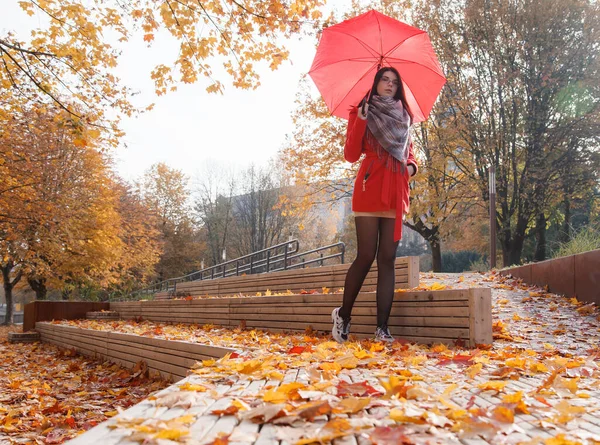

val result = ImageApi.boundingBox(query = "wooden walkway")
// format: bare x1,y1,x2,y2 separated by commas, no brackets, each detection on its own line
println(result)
65,349,600,445
57,272,600,444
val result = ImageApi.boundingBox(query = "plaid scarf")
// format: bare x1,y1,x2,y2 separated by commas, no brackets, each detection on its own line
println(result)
367,95,411,165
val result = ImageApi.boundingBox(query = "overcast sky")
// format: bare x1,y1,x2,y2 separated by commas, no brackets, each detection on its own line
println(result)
2,1,349,182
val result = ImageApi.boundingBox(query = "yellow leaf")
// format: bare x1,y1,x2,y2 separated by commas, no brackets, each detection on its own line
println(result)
337,397,371,414
429,282,446,291
477,381,508,392
319,362,342,373
545,434,582,445
467,362,483,379
154,428,188,440
502,391,524,404
389,407,425,423
492,406,514,423
353,350,373,359
178,382,207,392
237,360,263,374
335,354,358,369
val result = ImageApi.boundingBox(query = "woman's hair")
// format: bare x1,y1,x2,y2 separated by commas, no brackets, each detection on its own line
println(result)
361,66,413,120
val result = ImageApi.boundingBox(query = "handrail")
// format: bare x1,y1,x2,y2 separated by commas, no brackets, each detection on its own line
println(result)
126,240,346,301
129,239,300,299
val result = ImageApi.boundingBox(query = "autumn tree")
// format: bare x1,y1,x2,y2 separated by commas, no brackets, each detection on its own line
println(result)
417,0,600,266
1,0,326,129
228,163,299,259
193,163,236,267
109,181,162,295
0,105,115,319
137,163,201,280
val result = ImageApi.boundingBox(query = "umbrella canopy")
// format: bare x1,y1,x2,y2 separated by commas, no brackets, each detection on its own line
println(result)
308,10,446,123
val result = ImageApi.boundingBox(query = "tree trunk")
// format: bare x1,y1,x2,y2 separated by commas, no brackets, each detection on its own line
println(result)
1,263,22,325
560,196,571,244
430,240,442,272
534,213,546,262
28,277,48,300
500,215,528,267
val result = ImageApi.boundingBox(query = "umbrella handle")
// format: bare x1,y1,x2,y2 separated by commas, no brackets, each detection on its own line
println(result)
360,89,374,117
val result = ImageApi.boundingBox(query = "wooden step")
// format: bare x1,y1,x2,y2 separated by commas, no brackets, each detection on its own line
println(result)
8,332,40,343
111,287,493,347
86,310,120,320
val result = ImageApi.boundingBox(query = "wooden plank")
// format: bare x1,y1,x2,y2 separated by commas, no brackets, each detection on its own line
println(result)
174,257,417,298
469,288,493,347
228,305,471,317
235,319,469,338
107,349,187,382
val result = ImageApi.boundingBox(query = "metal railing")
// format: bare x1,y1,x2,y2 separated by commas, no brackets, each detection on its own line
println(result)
128,240,345,300
130,239,299,299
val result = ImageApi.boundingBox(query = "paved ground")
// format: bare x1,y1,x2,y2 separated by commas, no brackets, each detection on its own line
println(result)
58,272,600,444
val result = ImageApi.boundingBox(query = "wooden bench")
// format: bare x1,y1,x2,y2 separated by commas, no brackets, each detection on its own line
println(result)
167,256,419,300
35,322,235,382
111,287,492,347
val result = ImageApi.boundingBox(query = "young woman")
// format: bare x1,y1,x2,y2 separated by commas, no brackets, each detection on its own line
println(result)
332,67,418,343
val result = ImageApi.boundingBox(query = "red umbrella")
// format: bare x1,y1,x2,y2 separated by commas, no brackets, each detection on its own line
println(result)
308,10,446,123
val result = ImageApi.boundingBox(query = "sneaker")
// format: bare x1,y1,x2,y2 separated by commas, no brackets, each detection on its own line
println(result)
374,326,395,343
331,307,351,342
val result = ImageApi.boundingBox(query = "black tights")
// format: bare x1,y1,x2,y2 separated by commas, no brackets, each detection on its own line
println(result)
339,217,399,327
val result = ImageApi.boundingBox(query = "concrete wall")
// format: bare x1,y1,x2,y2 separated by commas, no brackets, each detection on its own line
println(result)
500,249,600,304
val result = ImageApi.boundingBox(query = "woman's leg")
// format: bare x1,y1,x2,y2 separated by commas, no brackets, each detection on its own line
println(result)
375,218,400,328
339,217,380,320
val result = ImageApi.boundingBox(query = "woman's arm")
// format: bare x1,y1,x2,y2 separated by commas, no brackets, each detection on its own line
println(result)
344,107,367,163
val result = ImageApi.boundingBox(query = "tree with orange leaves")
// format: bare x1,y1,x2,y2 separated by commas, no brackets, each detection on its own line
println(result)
1,0,327,136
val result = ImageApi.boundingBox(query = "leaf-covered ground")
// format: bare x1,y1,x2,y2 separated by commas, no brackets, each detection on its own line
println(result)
7,271,600,444
0,326,170,444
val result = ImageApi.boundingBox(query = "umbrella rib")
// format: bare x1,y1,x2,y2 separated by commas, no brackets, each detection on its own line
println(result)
381,57,447,81
330,67,378,117
383,30,427,58
328,28,380,59
374,13,383,61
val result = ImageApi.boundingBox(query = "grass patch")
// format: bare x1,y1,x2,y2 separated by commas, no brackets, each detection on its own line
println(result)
553,224,600,258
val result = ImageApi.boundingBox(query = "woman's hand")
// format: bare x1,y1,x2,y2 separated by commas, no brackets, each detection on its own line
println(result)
358,103,369,120
408,164,416,176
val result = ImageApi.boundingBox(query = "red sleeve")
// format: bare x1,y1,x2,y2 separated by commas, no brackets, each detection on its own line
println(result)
344,107,367,163
407,141,418,176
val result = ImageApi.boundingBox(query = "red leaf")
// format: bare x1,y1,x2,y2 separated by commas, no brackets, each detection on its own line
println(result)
65,416,76,428
287,346,307,354
453,337,466,348
300,289,318,294
44,428,68,444
337,381,382,397
229,352,240,359
212,405,239,416
465,395,477,409
369,426,413,444
437,354,474,366
42,402,65,415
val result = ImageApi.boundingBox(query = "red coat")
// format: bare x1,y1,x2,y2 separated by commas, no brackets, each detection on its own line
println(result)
344,106,418,241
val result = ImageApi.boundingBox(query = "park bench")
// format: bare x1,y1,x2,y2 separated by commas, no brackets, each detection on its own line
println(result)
157,256,420,300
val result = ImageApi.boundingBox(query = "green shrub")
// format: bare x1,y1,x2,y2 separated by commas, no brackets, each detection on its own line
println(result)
468,257,490,272
553,224,600,258
441,251,484,273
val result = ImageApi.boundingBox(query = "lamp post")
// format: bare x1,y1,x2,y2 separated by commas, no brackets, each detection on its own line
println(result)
489,165,497,269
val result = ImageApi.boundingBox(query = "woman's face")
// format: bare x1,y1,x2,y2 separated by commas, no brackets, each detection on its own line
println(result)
376,70,399,97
